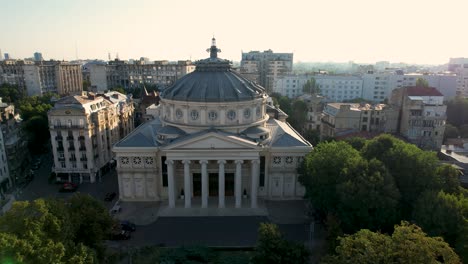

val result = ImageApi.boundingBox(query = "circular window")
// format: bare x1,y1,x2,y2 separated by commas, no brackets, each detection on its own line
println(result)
273,156,282,164
175,109,183,119
145,157,154,165
285,156,293,164
256,106,261,117
133,157,142,165
120,157,129,165
190,110,199,120
227,110,236,120
208,111,218,121
244,108,251,119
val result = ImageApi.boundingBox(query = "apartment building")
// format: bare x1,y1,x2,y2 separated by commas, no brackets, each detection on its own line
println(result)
24,61,82,96
448,57,468,97
390,86,446,150
297,93,324,131
0,60,30,95
102,59,195,90
48,91,134,183
240,50,293,92
321,103,397,138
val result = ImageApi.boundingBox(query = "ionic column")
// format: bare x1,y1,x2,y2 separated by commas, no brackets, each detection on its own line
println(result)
251,159,260,208
200,160,209,208
182,160,191,208
218,160,226,208
235,160,243,208
166,159,175,208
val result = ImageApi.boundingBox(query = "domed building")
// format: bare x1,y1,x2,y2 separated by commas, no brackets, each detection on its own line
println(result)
113,39,312,210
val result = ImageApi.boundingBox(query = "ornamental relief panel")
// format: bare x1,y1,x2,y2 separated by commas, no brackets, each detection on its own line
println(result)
119,155,157,169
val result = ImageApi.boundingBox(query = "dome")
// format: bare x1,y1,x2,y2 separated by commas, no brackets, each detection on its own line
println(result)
161,38,265,103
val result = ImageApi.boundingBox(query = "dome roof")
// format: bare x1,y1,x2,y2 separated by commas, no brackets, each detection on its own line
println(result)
161,38,265,103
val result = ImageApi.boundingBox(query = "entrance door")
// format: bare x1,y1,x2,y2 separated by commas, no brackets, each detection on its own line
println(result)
193,173,201,196
283,175,294,197
271,175,282,197
225,173,234,196
209,173,218,196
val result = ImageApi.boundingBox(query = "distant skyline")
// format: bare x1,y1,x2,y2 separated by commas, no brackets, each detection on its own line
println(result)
1,0,467,65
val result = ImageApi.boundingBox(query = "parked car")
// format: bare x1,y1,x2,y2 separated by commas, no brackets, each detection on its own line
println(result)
110,229,131,240
59,182,78,192
120,221,136,232
110,201,121,214
104,192,117,201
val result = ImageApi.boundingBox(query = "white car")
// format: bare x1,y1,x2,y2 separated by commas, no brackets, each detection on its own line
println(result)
110,201,121,214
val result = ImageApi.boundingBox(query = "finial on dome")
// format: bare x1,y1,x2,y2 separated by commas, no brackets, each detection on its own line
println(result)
207,37,221,59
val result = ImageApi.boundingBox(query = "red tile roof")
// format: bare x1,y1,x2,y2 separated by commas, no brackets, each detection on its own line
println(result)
406,86,443,96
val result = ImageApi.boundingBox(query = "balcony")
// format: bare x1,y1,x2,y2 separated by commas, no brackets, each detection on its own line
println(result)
66,136,74,140
58,157,65,161
55,136,63,140
79,146,86,151
68,146,75,151
78,136,85,140
57,147,64,152
69,157,77,162
80,157,87,162
51,125,85,130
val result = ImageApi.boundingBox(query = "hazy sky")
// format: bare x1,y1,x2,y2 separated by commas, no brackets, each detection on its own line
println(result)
2,0,467,64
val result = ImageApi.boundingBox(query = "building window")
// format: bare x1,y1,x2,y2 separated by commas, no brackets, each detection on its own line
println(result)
61,162,66,168
161,156,168,187
273,156,281,164
227,110,236,120
190,110,199,120
208,111,218,121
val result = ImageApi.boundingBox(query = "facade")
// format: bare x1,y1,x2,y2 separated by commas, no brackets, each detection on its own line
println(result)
24,61,83,96
0,60,29,95
297,94,324,131
321,103,396,138
48,91,134,183
273,74,364,101
0,100,30,187
104,60,195,90
113,39,312,209
390,86,446,150
240,50,293,92
448,58,468,97
362,71,457,102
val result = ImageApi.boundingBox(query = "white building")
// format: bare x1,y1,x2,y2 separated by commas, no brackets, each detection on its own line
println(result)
448,58,468,97
113,39,312,209
48,91,134,183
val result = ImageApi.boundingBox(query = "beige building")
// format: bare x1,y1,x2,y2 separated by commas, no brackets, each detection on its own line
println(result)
321,103,395,138
48,91,134,183
298,94,324,131
0,60,30,95
390,86,446,150
24,61,83,96
104,59,195,90
240,50,293,92
113,39,311,210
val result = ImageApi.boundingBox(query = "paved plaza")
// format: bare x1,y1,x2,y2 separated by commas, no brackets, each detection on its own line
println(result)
16,156,323,248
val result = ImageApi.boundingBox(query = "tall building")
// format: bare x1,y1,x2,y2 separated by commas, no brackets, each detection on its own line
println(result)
33,52,43,61
113,39,311,209
240,50,293,92
48,91,134,183
390,86,446,150
448,58,468,97
0,60,29,95
24,61,83,96
0,99,30,187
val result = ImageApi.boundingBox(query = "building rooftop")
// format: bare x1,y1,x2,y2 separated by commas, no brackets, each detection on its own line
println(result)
406,86,443,96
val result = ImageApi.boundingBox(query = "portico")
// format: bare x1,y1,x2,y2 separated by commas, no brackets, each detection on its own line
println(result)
165,157,260,209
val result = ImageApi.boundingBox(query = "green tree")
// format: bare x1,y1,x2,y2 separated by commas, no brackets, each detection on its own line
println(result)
0,199,96,263
361,134,441,217
82,80,91,91
412,191,468,262
300,141,400,233
322,222,461,264
111,86,126,94
251,223,310,264
67,194,116,261
303,129,320,146
302,77,318,94
444,123,459,141
415,77,429,87
0,83,23,103
288,100,308,131
344,137,366,151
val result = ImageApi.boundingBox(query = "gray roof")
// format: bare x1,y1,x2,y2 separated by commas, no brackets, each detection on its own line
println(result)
242,126,269,135
115,121,159,148
162,70,265,102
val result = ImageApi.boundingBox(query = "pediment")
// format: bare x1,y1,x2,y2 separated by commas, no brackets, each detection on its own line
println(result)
164,132,258,150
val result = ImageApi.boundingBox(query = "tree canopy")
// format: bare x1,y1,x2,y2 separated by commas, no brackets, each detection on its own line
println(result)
322,221,461,264
0,194,116,263
302,77,319,94
415,77,429,87
251,223,310,264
